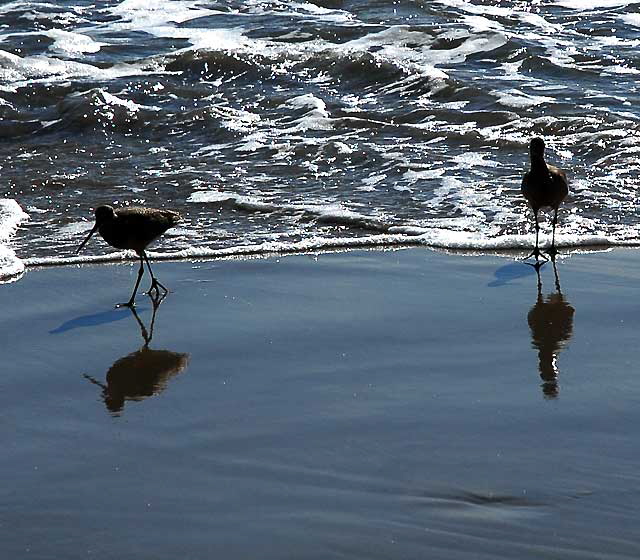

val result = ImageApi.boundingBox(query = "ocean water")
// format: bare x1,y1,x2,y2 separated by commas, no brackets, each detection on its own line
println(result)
2,0,640,279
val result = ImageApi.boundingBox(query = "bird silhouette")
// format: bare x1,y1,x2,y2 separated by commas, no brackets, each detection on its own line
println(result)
76,205,181,307
522,137,568,261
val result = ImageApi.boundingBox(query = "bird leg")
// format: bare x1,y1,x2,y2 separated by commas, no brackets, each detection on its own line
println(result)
524,210,548,262
547,207,559,258
117,255,144,308
143,251,169,296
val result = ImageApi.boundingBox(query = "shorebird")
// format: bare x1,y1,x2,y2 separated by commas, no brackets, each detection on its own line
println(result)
522,137,568,261
76,205,181,307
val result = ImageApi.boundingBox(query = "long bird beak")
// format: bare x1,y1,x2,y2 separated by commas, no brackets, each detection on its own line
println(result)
76,223,99,254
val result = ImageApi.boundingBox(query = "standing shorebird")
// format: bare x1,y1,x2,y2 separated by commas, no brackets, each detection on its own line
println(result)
522,137,568,261
76,205,181,307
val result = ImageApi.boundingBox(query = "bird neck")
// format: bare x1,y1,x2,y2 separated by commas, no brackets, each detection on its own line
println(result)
530,154,548,171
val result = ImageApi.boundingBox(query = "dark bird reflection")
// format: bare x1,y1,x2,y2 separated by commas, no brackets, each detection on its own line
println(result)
85,294,189,415
527,259,574,398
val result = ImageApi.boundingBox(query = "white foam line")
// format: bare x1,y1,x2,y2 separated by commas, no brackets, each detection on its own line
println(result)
0,29,105,56
0,49,145,91
22,232,627,273
554,0,640,8
0,246,25,282
0,199,29,282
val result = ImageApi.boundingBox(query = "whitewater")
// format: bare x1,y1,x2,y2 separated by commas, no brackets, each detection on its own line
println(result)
2,0,640,280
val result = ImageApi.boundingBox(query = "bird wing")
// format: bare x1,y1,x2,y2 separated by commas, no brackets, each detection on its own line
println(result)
548,165,569,201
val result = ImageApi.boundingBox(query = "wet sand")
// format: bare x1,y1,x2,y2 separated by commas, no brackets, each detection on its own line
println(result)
2,248,640,559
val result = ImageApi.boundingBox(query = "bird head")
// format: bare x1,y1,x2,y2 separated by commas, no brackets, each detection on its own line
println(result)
94,205,116,223
76,205,116,254
529,137,545,158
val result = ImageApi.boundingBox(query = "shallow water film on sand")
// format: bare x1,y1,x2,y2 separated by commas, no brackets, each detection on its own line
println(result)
2,0,640,277
3,250,640,559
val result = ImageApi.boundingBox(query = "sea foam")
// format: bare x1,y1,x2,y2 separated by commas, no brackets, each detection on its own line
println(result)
22,230,620,274
0,199,29,282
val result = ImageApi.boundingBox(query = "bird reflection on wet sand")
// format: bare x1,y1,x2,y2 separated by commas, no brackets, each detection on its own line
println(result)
527,259,574,398
84,294,189,415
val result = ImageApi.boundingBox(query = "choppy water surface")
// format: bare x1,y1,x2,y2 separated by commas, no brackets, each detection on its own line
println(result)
2,0,640,278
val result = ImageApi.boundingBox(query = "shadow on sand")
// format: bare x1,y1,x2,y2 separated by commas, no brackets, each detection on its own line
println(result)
84,293,190,415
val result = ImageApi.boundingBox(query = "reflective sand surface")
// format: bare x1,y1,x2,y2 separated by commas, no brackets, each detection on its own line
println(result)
2,249,640,559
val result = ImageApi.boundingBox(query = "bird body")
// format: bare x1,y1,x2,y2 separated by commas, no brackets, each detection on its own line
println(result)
93,206,181,255
522,137,568,260
77,205,181,307
522,159,568,214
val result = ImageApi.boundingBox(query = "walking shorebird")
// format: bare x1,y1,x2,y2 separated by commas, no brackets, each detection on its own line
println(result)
522,137,568,261
76,205,181,307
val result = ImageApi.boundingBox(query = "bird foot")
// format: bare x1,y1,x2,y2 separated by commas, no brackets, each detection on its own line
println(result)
523,247,548,262
115,300,136,309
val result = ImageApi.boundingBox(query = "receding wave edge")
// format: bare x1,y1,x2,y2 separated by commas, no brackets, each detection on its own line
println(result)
15,231,635,275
